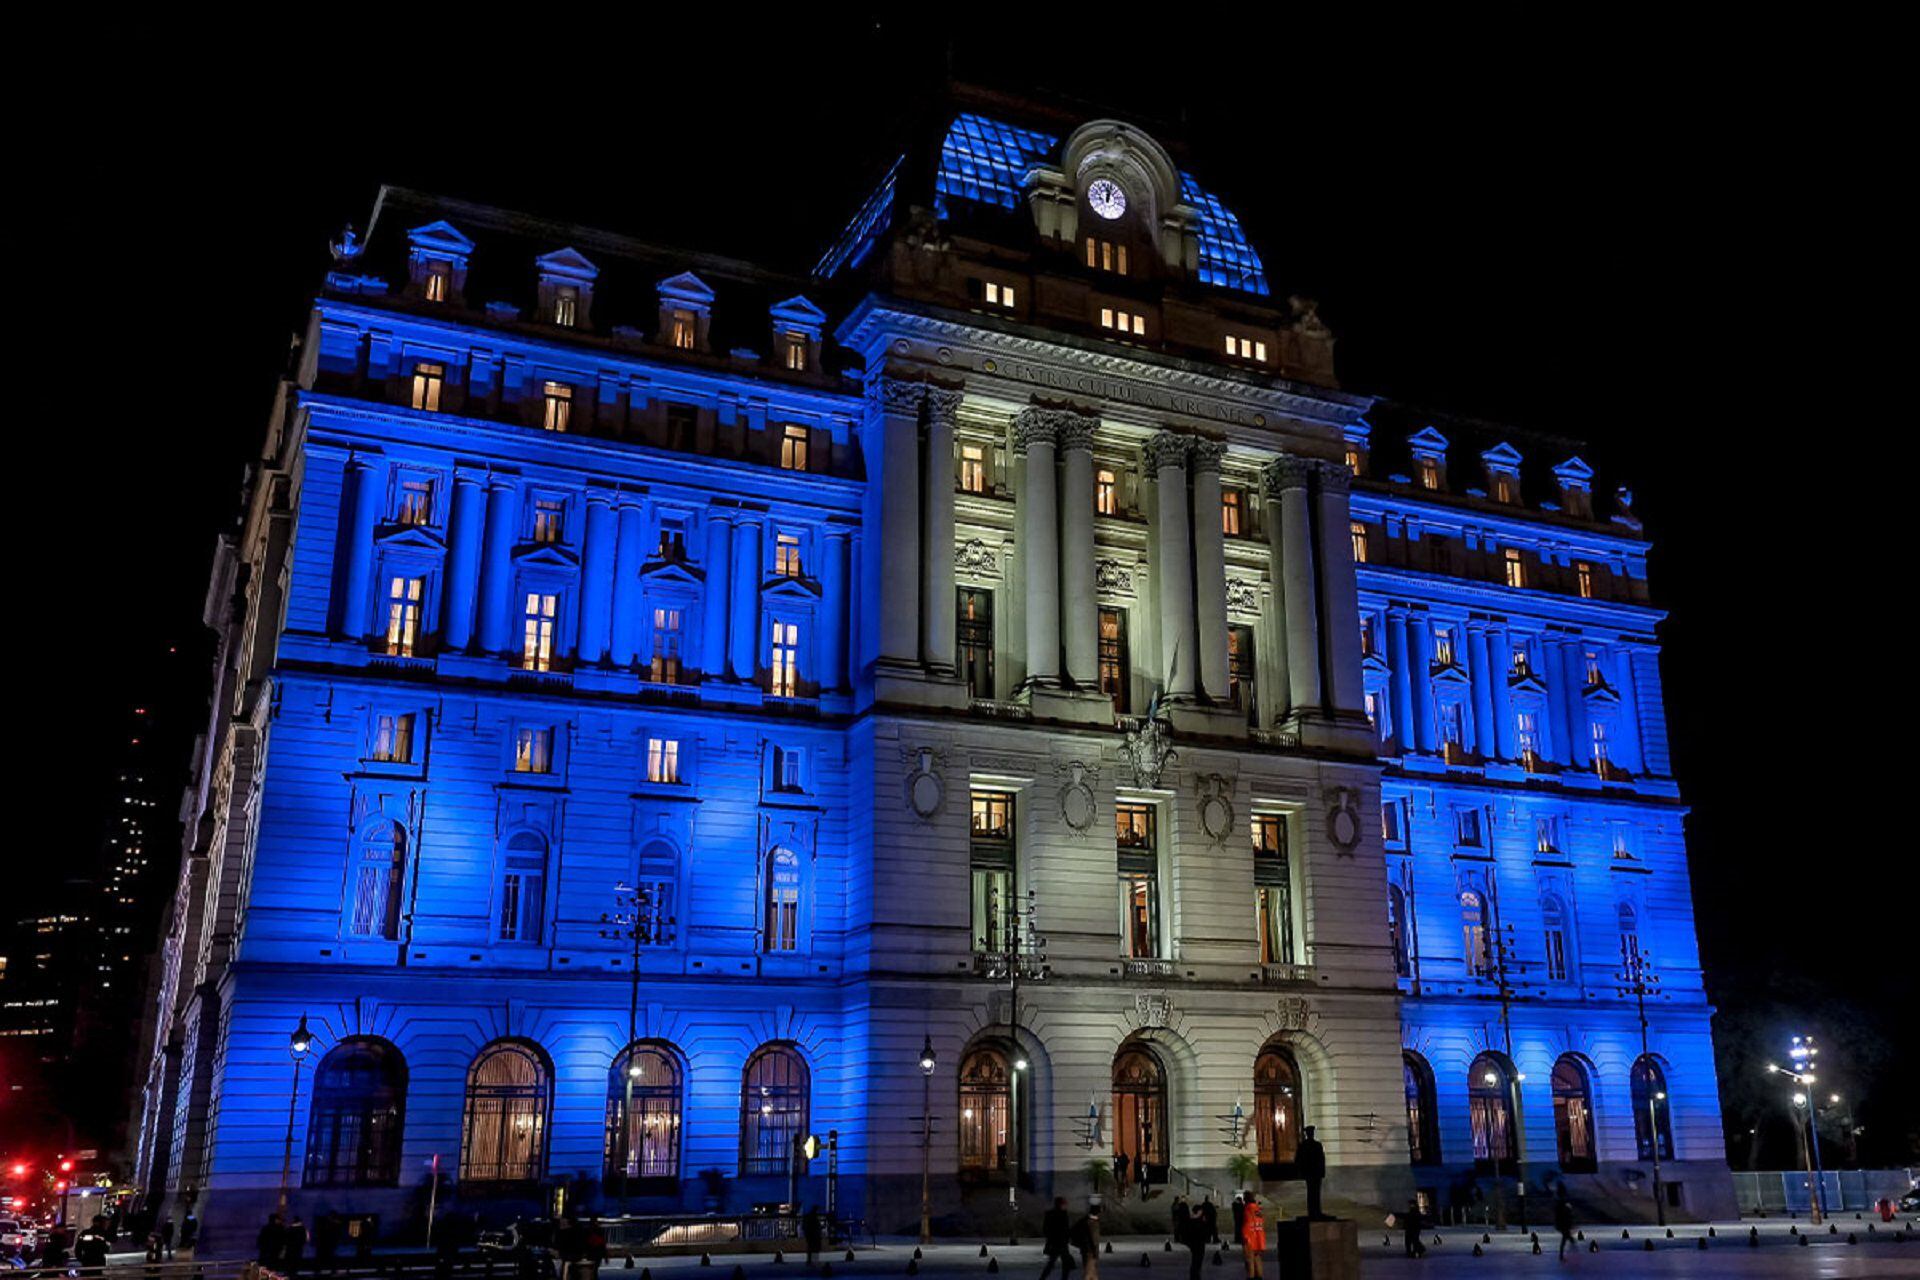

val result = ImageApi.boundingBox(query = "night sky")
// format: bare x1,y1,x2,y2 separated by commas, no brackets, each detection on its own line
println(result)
30,18,1907,1163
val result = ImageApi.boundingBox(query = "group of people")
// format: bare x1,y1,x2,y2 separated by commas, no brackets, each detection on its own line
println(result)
1396,1183,1580,1262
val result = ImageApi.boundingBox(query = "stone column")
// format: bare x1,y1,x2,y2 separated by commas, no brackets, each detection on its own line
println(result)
921,386,962,673
1612,647,1644,774
1057,413,1098,688
701,510,732,680
821,528,851,692
1188,439,1231,704
1263,457,1321,713
1408,615,1438,754
1313,460,1367,715
475,474,520,655
1016,409,1061,686
336,453,382,641
576,490,616,666
442,467,487,652
1563,639,1591,763
1261,492,1295,722
1387,609,1416,755
1467,621,1497,758
1543,638,1574,764
1147,431,1197,699
609,498,645,669
864,376,924,667
730,516,762,683
1488,624,1518,760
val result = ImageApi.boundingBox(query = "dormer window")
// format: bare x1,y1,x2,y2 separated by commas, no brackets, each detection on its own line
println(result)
1575,561,1594,599
410,362,445,413
553,286,579,328
1554,456,1595,518
1085,238,1129,275
1224,334,1268,363
768,295,825,375
781,330,808,370
405,220,473,304
424,262,450,303
535,247,599,331
542,382,572,433
1345,447,1366,476
1491,472,1519,503
669,309,697,350
1416,459,1442,491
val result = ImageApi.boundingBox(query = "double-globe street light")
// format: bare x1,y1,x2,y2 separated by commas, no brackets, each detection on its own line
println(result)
1766,1034,1828,1224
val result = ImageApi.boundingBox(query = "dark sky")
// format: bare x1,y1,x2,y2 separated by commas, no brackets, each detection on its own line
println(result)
31,18,1906,1159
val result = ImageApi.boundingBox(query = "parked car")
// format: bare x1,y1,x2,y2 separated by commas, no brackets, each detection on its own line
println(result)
1898,1185,1920,1213
0,1220,36,1255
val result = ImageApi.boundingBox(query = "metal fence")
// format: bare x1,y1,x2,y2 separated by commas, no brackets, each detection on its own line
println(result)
1733,1168,1918,1214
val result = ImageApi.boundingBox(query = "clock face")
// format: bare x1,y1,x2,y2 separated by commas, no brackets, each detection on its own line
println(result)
1087,178,1127,220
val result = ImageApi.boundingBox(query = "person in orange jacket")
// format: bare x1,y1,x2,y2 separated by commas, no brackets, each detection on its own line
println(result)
1239,1196,1267,1280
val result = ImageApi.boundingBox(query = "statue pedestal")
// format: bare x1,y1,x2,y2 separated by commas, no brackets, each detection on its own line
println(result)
1274,1218,1360,1280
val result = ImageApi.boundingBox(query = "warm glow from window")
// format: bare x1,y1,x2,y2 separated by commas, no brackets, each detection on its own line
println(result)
960,443,987,494
514,727,553,774
1350,521,1369,564
984,281,1016,308
1085,238,1129,274
1576,561,1594,598
410,362,445,412
650,608,682,685
385,576,424,656
1099,307,1146,336
1095,469,1118,516
775,532,803,578
769,621,799,697
780,424,810,471
398,479,434,527
669,308,697,350
425,264,449,302
521,592,557,671
533,499,565,545
1221,489,1244,536
783,331,808,370
1503,547,1526,588
1224,334,1268,363
542,382,572,432
553,286,578,328
647,737,681,784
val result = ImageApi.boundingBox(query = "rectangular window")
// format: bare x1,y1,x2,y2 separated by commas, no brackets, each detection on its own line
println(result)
1611,827,1634,860
765,852,800,952
970,790,1016,954
384,576,425,655
1360,614,1378,657
513,727,554,774
1511,643,1533,678
410,361,445,412
1253,813,1295,966
1456,808,1483,847
780,423,811,471
1584,649,1605,687
1441,702,1466,754
1517,712,1542,768
397,478,435,527
1535,816,1559,855
649,607,683,685
665,403,697,450
1221,488,1244,536
1095,469,1119,516
1381,799,1405,847
499,845,546,943
646,737,681,785
1116,801,1162,959
532,498,566,545
1224,334,1269,363
1351,521,1369,563
983,280,1016,308
1433,627,1456,667
960,442,988,494
1492,473,1518,503
1575,560,1595,598
1503,547,1526,588
1228,625,1255,720
957,588,995,700
772,745,805,792
1098,607,1129,713
1416,459,1441,490
769,620,799,697
542,381,572,432
1544,926,1569,982
371,713,416,764
657,521,687,563
1099,307,1146,336
783,331,808,370
1590,721,1610,773
1085,237,1129,274
1345,447,1363,476
774,532,803,578
669,308,696,349
424,263,449,302
553,286,578,328
521,592,558,671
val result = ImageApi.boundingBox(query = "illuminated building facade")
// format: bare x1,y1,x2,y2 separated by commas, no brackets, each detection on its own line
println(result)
131,98,1731,1236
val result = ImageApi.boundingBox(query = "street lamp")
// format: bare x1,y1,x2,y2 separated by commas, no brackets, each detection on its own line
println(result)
601,881,673,1219
919,1036,937,1245
279,1014,313,1213
1766,1034,1827,1224
1616,941,1666,1226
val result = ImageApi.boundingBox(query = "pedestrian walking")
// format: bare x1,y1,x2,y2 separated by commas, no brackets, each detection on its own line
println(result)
1401,1200,1426,1259
1552,1187,1575,1261
1073,1205,1101,1280
1240,1197,1266,1280
1113,1152,1131,1201
1039,1197,1076,1280
1199,1196,1218,1244
1177,1201,1206,1280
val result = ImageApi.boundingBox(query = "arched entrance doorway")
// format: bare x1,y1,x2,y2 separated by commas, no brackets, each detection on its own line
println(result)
1112,1043,1169,1187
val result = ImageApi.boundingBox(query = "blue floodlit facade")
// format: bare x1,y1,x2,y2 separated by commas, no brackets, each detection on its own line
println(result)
132,105,1729,1244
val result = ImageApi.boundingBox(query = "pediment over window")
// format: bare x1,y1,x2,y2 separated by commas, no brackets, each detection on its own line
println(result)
1481,441,1523,474
762,575,822,602
1509,673,1549,697
1553,455,1593,487
373,525,447,552
407,220,475,256
639,560,705,586
536,247,600,283
1431,664,1471,689
1407,426,1449,459
1582,682,1620,707
512,543,581,570
1362,652,1391,676
658,271,716,308
770,294,827,335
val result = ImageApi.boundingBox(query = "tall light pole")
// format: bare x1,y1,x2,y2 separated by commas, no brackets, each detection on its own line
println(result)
600,882,672,1220
918,1037,937,1244
1767,1035,1826,1224
1485,917,1532,1230
982,887,1046,1244
279,1015,313,1213
1616,942,1665,1226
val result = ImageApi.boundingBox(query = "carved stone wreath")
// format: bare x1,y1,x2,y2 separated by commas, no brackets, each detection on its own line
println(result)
1058,760,1099,836
1326,786,1363,856
904,746,946,821
1194,773,1236,844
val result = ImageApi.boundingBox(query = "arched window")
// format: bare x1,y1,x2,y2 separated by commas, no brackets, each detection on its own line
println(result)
459,1041,550,1183
1631,1056,1674,1161
1468,1052,1516,1172
1403,1051,1440,1166
1617,903,1643,966
498,831,549,944
1461,891,1492,977
1253,1043,1303,1173
605,1042,683,1184
957,1043,1011,1177
1541,894,1572,983
740,1044,809,1176
1552,1055,1596,1172
348,820,407,939
1387,884,1412,978
303,1038,406,1187
763,848,801,952
1112,1044,1168,1178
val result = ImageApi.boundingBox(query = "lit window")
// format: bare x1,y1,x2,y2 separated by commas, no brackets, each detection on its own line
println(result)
542,382,572,432
424,263,450,303
1221,488,1244,536
764,849,801,952
1611,828,1634,860
1511,643,1532,677
1350,521,1369,564
513,727,554,774
1253,814,1293,966
769,620,799,697
1099,307,1146,336
782,331,808,371
1584,650,1604,687
775,533,803,578
1115,803,1154,849
521,592,558,671
1461,890,1491,977
1224,335,1268,363
1502,548,1526,588
1084,237,1129,274
1492,473,1518,503
984,281,1016,309
1542,897,1570,983
647,738,681,785
657,522,686,563
1416,459,1441,491
553,286,578,328
1590,722,1611,773
397,479,434,527
669,308,696,350
1433,627,1455,667
649,608,682,685
1095,469,1119,516
1534,816,1559,855
780,423,811,471
371,713,416,764
384,576,425,656
1098,607,1129,712
969,790,1014,954
410,362,445,412
772,745,805,792
1517,712,1542,769
1575,561,1594,598
960,443,987,494
1345,447,1363,476
532,498,565,545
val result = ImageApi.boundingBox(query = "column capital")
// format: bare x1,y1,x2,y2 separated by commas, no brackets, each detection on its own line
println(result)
1188,438,1227,474
585,487,616,510
924,384,964,425
1143,430,1190,477
1055,412,1098,453
867,374,926,416
1012,407,1059,454
1314,457,1353,495
1262,454,1315,495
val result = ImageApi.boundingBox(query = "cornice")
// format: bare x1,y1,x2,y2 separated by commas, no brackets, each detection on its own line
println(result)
1355,561,1667,634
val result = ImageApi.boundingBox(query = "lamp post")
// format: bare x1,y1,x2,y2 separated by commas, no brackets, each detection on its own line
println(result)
1616,942,1665,1226
982,886,1046,1244
1767,1035,1826,1224
600,881,673,1221
279,1014,313,1213
1485,918,1532,1230
918,1036,936,1245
